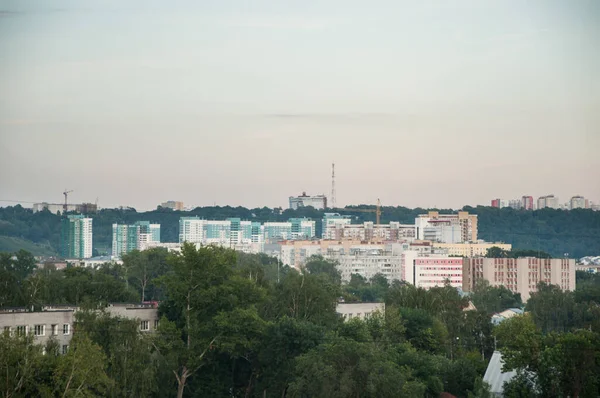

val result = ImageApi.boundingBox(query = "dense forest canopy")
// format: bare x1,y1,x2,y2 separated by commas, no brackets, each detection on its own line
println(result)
2,247,600,397
1,204,599,258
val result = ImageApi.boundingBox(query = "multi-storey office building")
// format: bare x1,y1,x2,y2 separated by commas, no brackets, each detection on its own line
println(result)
463,257,575,301
60,215,93,259
112,221,161,258
415,211,477,243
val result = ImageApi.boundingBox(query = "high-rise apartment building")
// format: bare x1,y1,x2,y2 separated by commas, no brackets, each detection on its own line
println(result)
521,196,534,210
537,195,559,209
322,213,353,239
160,201,184,211
60,215,93,259
112,221,161,258
463,257,575,301
289,192,327,210
322,220,415,242
570,195,586,209
263,218,315,243
415,211,477,243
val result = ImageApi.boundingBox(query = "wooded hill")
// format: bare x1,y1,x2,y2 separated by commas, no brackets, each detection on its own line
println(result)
1,204,599,258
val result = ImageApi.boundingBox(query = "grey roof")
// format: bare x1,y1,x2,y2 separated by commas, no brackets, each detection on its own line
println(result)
483,351,517,396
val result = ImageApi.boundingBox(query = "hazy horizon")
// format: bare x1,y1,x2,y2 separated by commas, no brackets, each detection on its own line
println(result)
1,0,599,211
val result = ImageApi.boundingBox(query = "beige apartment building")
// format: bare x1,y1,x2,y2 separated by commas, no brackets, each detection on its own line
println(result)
432,242,512,257
415,211,478,243
463,257,575,301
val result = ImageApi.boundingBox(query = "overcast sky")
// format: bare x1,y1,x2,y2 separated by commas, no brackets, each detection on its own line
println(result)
1,0,599,211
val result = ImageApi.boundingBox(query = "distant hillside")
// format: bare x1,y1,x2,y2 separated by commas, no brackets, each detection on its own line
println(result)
0,236,58,256
1,205,599,258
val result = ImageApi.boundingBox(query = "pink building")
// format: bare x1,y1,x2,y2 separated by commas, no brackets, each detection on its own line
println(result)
407,257,463,289
521,196,534,210
491,199,500,208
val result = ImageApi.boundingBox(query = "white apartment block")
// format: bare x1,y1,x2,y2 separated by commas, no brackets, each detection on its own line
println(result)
329,248,403,282
336,303,385,321
463,257,575,301
289,192,327,210
537,195,559,209
569,196,586,209
415,211,478,243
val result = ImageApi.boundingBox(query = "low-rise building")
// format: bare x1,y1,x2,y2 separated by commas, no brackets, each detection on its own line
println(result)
0,303,159,354
336,302,385,321
463,257,575,301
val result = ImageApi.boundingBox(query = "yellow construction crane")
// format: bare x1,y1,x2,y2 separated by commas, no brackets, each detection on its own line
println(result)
336,199,383,225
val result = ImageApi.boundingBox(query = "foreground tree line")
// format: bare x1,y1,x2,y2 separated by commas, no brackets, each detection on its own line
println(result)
1,247,600,397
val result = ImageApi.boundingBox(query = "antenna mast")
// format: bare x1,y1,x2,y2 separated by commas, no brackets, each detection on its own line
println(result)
331,162,336,209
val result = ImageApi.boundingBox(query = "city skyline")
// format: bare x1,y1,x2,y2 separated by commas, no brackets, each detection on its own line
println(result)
1,0,599,211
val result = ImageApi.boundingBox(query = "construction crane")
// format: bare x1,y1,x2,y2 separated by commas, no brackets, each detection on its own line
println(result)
63,189,73,213
336,199,383,225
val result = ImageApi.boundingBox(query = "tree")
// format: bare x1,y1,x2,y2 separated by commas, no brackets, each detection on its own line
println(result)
304,255,342,285
288,338,407,398
471,279,522,314
53,333,113,397
526,283,575,333
157,243,267,397
122,247,169,301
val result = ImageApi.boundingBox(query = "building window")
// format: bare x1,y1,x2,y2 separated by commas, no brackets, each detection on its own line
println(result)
34,324,45,336
3,326,11,335
140,320,149,331
51,324,58,336
62,345,69,355
16,325,27,336
63,324,70,335
154,320,159,330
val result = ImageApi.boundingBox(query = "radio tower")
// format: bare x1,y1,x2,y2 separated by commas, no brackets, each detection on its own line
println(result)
331,162,336,209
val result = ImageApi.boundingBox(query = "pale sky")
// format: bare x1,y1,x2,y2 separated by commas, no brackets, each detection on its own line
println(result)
1,0,599,210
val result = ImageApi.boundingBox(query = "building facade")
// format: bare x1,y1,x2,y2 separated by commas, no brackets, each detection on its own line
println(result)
522,196,534,210
432,242,512,257
463,257,575,301
570,195,586,209
403,255,463,289
537,195,559,209
289,192,327,210
263,218,316,243
322,219,415,242
112,221,161,258
336,303,385,321
0,304,158,354
415,211,478,243
60,215,93,259
33,203,98,214
160,201,184,211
